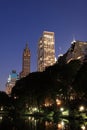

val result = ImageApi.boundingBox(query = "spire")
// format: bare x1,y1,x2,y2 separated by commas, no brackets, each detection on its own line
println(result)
71,35,76,44
20,41,31,78
25,41,28,49
23,41,30,57
25,41,30,52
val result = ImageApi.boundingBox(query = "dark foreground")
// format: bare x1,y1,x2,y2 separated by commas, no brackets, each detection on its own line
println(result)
0,115,87,130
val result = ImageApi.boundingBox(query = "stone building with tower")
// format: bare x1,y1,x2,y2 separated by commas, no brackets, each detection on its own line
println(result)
20,43,30,78
37,31,55,72
6,43,31,95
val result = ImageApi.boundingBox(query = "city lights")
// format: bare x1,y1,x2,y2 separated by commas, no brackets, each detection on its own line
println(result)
79,106,85,112
60,107,64,112
57,120,65,129
56,99,62,106
81,125,86,130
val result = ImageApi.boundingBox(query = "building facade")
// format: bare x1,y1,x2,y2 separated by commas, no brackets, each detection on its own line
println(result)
6,70,19,95
37,31,55,72
20,43,30,78
66,40,87,63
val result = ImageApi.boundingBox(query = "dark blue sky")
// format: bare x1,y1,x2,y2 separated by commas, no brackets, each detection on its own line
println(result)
0,0,87,91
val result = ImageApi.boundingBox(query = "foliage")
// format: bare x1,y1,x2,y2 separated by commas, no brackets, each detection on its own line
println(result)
11,59,84,112
73,62,87,97
0,91,9,106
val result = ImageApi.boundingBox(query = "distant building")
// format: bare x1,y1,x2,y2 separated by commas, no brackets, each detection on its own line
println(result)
66,40,87,63
37,31,55,72
6,70,19,95
20,43,30,78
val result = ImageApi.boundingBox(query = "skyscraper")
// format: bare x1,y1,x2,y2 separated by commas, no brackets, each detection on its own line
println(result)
37,31,55,72
20,43,30,78
66,40,87,63
6,70,19,95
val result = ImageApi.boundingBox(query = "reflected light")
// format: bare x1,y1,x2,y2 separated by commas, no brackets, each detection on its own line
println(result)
81,125,86,130
58,123,62,129
0,106,3,111
0,116,2,120
57,121,64,129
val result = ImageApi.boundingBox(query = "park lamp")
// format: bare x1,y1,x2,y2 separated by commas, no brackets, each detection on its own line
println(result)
56,99,62,106
60,107,64,112
79,105,85,112
81,124,86,130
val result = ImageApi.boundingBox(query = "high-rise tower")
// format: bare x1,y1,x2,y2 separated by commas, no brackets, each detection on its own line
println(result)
6,70,19,95
37,31,55,72
66,40,87,63
20,43,30,78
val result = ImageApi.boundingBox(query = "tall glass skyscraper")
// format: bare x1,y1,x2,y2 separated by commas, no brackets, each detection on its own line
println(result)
6,70,19,95
37,31,55,72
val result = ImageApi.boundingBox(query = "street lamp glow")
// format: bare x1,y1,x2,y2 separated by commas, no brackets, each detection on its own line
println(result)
60,107,64,112
81,125,86,130
56,99,61,106
79,106,85,112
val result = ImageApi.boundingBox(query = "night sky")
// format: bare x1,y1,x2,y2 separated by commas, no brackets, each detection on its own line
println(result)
0,0,87,91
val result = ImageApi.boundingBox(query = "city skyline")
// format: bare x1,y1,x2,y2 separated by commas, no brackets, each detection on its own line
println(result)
0,0,87,91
